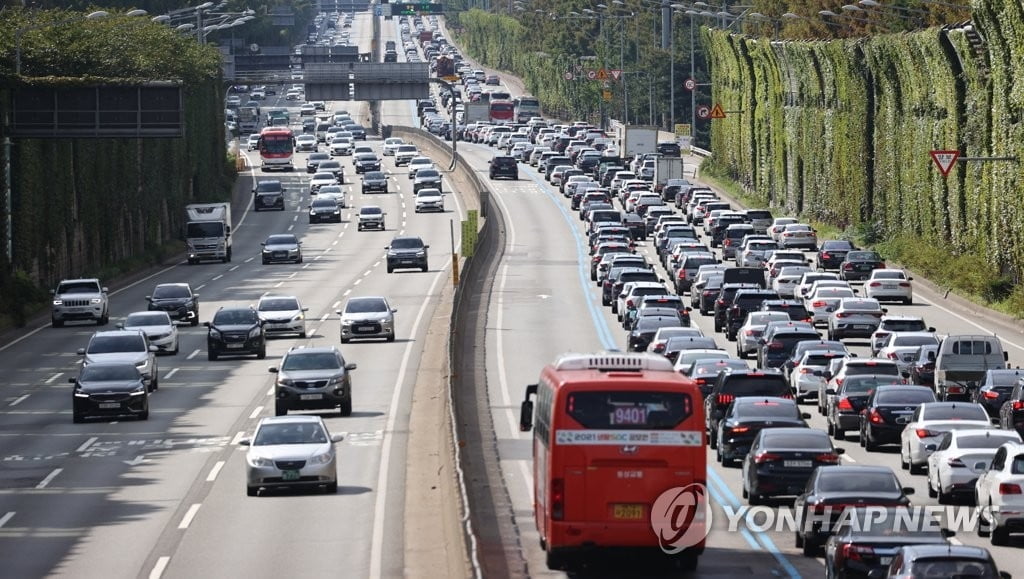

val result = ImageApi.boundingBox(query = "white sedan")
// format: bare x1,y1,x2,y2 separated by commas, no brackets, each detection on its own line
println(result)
875,331,939,374
295,134,318,152
381,137,405,156
900,401,993,474
246,133,261,151
329,136,353,156
308,172,338,194
804,286,857,326
407,156,435,178
927,428,1021,504
864,268,914,304
413,188,445,213
120,311,179,355
975,440,1024,545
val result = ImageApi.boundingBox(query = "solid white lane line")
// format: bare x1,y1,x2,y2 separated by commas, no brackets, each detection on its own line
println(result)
0,512,14,528
248,406,264,419
206,461,226,482
186,349,200,360
212,274,223,281
77,437,98,453
177,504,201,529
44,373,62,384
149,556,170,579
35,468,62,489
9,395,28,407
165,368,179,380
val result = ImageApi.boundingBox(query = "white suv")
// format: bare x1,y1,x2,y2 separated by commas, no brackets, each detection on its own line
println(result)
51,278,109,327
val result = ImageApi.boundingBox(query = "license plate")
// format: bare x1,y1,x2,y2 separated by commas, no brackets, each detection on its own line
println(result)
854,324,871,329
226,343,244,349
282,470,300,481
357,326,375,333
612,504,645,520
301,394,323,401
883,284,897,289
784,460,812,468
879,557,892,565
99,402,120,409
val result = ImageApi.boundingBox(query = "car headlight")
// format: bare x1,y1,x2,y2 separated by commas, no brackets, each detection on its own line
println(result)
73,389,89,398
308,452,333,465
248,327,262,338
415,251,425,257
247,455,275,468
262,248,271,254
135,360,147,368
53,299,63,306
152,332,171,340
90,298,103,304
130,384,147,396
329,375,345,385
277,378,294,386
310,209,316,215
292,313,305,321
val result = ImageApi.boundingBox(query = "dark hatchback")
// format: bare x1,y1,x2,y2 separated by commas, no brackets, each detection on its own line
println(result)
742,427,841,503
656,141,681,157
725,289,780,340
859,385,937,451
713,283,762,332
252,179,286,212
840,250,887,281
604,267,660,306
907,344,939,387
794,466,915,556
488,155,519,179
353,153,381,173
973,368,1024,419
205,306,266,361
71,362,150,422
308,198,342,223
760,299,812,323
825,507,952,578
146,282,199,325
386,236,429,273
999,379,1024,436
816,239,858,270
716,397,810,466
757,326,822,370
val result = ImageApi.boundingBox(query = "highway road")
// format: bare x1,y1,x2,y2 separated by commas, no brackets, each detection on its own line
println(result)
447,34,1024,579
0,12,463,579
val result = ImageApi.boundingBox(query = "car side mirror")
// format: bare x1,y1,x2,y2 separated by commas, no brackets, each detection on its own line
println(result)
835,447,846,455
801,413,811,419
927,351,936,361
260,242,266,246
268,367,279,373
901,371,910,378
881,308,888,314
391,308,398,313
149,345,159,352
520,399,534,432
998,572,1011,579
77,348,85,355
145,295,152,301
203,321,211,327
68,377,77,384
424,245,430,249
902,486,915,495
193,294,200,299
826,388,836,396
345,363,358,371
927,327,935,332
330,433,345,443
102,287,109,293
116,322,124,329
238,438,251,446
925,443,937,452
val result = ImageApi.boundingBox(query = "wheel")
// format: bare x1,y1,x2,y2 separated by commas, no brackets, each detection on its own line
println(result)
387,265,394,273
72,413,84,424
928,478,938,499
802,538,817,557
149,375,158,391
257,348,266,360
421,265,428,272
299,331,307,339
275,401,287,416
748,492,763,506
904,297,913,305
339,397,352,416
909,460,924,475
52,317,64,328
208,349,218,361
188,258,198,265
341,336,351,344
900,451,909,470
709,431,718,449
865,433,879,452
794,531,804,549
171,343,179,355
737,348,747,360
262,259,269,265
386,332,395,343
191,314,199,327
138,410,149,421
98,313,109,326
325,480,338,494
247,486,259,497
741,485,749,499
992,525,1010,546
834,427,845,441
859,429,866,447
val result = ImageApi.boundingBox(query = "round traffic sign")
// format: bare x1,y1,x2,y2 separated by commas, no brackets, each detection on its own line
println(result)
563,71,575,81
684,78,696,91
696,105,711,120
586,70,598,80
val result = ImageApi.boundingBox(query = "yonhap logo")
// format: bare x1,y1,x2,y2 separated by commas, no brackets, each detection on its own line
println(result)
650,484,712,554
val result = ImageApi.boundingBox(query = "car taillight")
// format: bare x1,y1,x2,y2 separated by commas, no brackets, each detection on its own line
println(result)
677,270,687,279
717,394,735,406
754,452,781,464
838,544,874,565
694,378,706,386
653,343,665,353
782,233,792,237
1013,400,1024,411
815,453,841,464
999,483,1022,495
898,282,911,287
836,378,844,387
880,263,886,268
844,264,853,270
812,300,826,308
552,478,565,519
947,457,966,468
835,312,849,318
915,429,937,438
768,341,783,350
781,392,793,400
745,330,756,336
887,352,899,360
948,384,964,394
837,397,854,411
717,299,726,305
626,299,634,307
728,426,750,434
821,252,831,259
869,409,884,424
868,282,881,287
983,390,1001,400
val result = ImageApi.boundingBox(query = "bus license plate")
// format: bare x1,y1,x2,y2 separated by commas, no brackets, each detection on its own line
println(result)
612,504,644,520
282,470,300,481
784,460,812,468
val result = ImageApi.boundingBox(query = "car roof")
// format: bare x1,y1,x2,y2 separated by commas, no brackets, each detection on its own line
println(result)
391,235,424,242
285,345,340,355
91,329,144,338
257,414,324,426
897,543,993,561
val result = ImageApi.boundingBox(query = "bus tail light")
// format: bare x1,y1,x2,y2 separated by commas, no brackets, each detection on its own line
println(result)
552,478,565,520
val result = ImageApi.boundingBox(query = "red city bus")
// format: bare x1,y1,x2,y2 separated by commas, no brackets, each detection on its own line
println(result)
519,352,707,572
489,99,515,123
258,127,295,171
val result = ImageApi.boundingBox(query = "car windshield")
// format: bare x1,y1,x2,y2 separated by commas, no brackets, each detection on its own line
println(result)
418,170,439,178
693,360,748,377
818,472,899,493
253,422,328,445
80,364,141,381
346,298,388,313
319,186,343,195
391,238,424,249
281,352,341,371
365,171,385,180
822,240,854,250
88,335,145,354
266,235,297,245
124,313,170,327
872,270,905,280
843,301,881,311
213,309,258,325
312,199,336,208
152,285,190,299
259,298,299,312
361,207,382,215
58,281,100,294
255,181,282,192
314,172,335,180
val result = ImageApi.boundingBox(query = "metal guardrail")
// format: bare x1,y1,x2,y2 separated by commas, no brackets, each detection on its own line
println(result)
693,146,711,157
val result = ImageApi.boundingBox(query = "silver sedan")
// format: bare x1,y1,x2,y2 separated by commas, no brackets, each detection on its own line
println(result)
241,415,344,496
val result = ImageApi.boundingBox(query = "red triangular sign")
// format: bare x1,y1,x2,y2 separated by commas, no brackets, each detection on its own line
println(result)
930,150,960,177
610,69,622,81
709,104,726,119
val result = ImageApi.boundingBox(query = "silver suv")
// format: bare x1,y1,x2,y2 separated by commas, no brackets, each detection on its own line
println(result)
77,330,159,391
51,278,109,327
269,346,357,416
357,205,386,231
337,296,397,343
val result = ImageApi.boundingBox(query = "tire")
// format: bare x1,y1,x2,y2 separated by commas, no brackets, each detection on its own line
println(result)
72,413,84,424
929,480,939,499
98,314,109,326
421,265,428,272
149,374,158,392
52,317,64,328
208,351,218,361
247,486,259,497
386,265,394,273
834,428,845,441
262,259,269,265
802,539,818,557
794,531,804,549
299,331,307,339
138,410,149,421
339,397,352,417
275,401,287,416
325,480,338,494
256,347,266,360
191,315,199,327
909,460,924,475
748,492,763,506
992,525,1010,546
737,347,747,360
865,433,879,452
386,332,395,343
904,297,913,305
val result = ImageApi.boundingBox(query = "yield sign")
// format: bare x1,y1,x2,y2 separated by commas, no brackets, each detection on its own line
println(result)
595,68,610,81
930,150,960,177
709,104,726,119
609,69,623,81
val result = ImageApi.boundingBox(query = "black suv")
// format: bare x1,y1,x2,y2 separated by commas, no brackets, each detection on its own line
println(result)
713,283,761,333
725,289,780,340
252,180,286,212
705,368,791,436
361,170,389,194
146,282,200,326
205,306,266,361
656,141,681,157
386,236,429,273
489,155,518,180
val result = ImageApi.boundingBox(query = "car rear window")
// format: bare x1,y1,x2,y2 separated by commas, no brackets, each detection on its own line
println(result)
565,391,694,430
722,375,789,396
876,389,936,405
958,433,1020,449
735,400,800,418
746,210,772,220
620,271,659,283
842,376,903,393
761,430,831,450
882,319,927,332
818,472,899,493
847,363,899,376
923,405,988,421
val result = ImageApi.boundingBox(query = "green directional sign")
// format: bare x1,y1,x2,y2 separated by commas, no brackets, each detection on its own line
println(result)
392,2,444,15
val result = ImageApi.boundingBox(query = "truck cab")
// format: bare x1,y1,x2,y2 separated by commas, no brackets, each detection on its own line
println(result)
185,203,233,264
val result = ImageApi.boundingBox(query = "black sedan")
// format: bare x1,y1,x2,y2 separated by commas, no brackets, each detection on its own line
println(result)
741,427,841,504
828,374,904,440
361,171,389,194
824,507,952,578
628,316,684,352
71,362,150,422
973,368,1024,420
353,152,380,174
859,385,937,451
816,239,857,270
907,344,938,387
879,544,1008,579
999,384,1024,437
308,198,341,224
146,282,199,325
716,397,810,466
839,250,887,282
794,465,914,556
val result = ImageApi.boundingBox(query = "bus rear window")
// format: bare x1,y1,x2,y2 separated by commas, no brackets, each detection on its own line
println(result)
567,391,693,429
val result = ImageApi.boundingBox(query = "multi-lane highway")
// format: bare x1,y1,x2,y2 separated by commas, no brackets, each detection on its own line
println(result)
0,12,468,579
